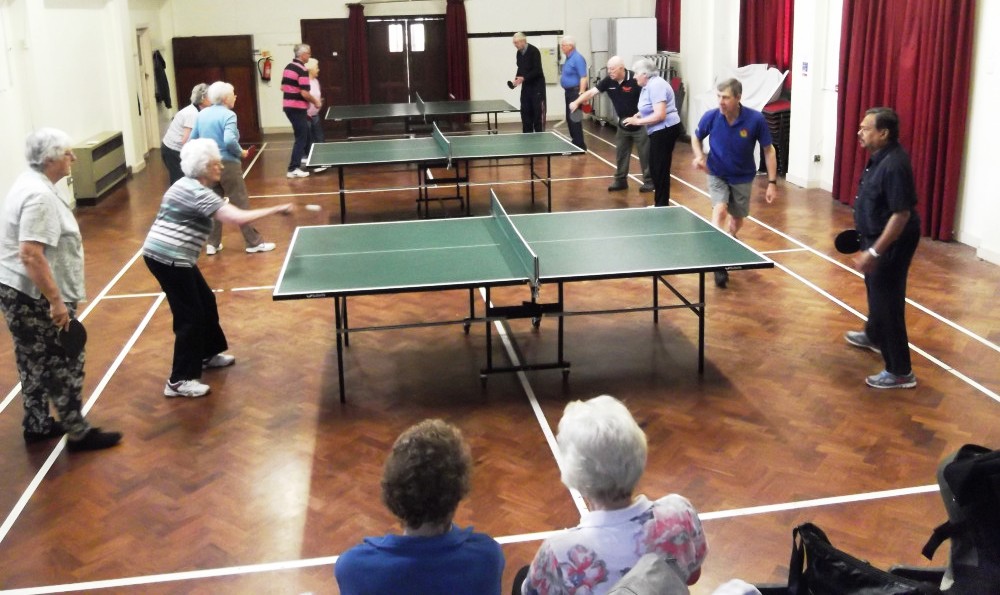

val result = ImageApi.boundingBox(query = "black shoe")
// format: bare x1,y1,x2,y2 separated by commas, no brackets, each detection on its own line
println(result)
607,180,628,192
714,270,729,288
639,182,655,193
67,428,122,452
24,421,65,444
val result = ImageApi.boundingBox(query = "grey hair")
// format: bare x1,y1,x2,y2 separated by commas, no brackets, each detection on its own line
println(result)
717,77,742,97
607,55,625,70
25,128,73,171
561,35,576,47
512,32,526,42
631,58,658,78
557,395,648,505
180,138,221,178
207,81,235,105
294,43,311,58
190,83,209,106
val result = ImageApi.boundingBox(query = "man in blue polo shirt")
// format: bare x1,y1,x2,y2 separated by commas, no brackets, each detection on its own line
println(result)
691,78,778,288
559,35,588,151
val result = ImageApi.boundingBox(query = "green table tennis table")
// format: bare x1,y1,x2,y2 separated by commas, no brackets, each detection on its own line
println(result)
325,94,519,138
274,191,774,400
306,122,584,222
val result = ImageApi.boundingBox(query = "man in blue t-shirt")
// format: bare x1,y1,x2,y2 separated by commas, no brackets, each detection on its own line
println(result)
559,35,588,150
571,56,654,193
691,78,779,288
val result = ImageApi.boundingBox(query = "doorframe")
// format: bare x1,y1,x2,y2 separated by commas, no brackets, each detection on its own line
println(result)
135,27,160,154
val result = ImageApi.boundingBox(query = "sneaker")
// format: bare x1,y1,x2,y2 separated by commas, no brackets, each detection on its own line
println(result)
164,379,211,398
286,168,310,178
865,370,917,389
312,166,329,174
24,420,66,444
607,179,628,192
203,353,236,369
67,428,123,452
714,269,729,288
206,243,222,255
245,242,276,253
639,182,655,193
844,330,881,353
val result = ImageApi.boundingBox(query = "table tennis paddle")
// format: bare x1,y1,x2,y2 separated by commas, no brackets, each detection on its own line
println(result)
58,318,87,359
506,80,516,89
834,229,861,254
569,109,583,123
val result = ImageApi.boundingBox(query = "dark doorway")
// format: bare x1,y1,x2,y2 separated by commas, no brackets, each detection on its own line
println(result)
172,35,261,143
366,16,447,104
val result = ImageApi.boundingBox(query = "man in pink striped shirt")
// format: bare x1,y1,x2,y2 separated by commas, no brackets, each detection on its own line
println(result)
281,43,322,178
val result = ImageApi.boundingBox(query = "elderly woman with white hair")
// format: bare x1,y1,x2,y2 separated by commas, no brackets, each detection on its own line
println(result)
190,80,274,255
516,395,707,595
0,129,122,451
142,138,293,398
161,82,211,185
621,59,683,207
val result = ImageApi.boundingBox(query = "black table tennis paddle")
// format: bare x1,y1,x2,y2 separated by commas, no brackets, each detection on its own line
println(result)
834,229,861,254
569,108,583,123
58,318,87,359
506,80,516,89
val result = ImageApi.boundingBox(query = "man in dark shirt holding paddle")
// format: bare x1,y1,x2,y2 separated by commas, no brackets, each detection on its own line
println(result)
845,107,921,389
571,56,654,193
512,32,546,133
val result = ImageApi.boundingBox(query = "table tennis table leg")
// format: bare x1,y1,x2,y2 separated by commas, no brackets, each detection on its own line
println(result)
528,157,536,205
546,156,553,212
462,160,470,216
334,296,347,402
484,286,494,373
338,167,347,223
698,272,705,374
653,276,659,323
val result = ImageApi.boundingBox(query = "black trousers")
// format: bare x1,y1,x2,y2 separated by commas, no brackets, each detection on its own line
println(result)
520,88,545,133
144,257,228,382
161,145,184,186
564,88,586,150
284,108,311,171
863,216,920,376
648,122,683,207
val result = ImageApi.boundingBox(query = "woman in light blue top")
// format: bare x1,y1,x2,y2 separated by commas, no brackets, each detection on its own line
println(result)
621,59,683,207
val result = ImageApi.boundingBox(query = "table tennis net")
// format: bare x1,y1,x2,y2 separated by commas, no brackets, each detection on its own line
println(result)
431,122,453,165
489,190,539,286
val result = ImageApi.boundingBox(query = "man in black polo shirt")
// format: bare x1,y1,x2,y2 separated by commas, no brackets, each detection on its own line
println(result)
512,32,546,133
570,56,654,193
844,107,921,389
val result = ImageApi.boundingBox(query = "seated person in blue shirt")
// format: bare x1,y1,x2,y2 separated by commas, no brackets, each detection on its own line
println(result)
335,419,505,595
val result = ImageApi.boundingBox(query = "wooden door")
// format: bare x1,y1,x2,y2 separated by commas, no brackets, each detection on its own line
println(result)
366,16,447,104
301,19,350,137
172,35,261,143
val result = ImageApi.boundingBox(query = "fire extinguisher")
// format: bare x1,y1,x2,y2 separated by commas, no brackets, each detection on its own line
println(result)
257,57,272,82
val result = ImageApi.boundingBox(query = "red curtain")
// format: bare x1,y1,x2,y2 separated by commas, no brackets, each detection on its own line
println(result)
655,0,681,53
738,0,794,87
831,0,974,241
347,4,370,106
445,0,471,103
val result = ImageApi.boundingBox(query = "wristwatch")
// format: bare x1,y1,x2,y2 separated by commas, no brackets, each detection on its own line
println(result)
867,246,880,258
768,179,777,185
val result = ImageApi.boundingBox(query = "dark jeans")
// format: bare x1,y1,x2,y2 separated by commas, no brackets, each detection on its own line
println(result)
144,257,228,382
863,216,920,376
284,108,311,171
648,122,683,207
520,88,545,133
161,145,184,186
304,114,325,159
564,88,586,150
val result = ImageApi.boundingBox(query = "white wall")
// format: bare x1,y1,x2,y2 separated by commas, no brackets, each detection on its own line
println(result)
678,0,738,137
956,0,1000,264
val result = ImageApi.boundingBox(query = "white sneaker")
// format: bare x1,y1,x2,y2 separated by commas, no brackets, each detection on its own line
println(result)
245,242,276,253
164,379,210,398
206,243,222,255
203,353,236,369
286,168,310,178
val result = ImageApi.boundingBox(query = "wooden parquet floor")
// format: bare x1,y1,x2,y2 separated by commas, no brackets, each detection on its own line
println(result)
2,120,999,594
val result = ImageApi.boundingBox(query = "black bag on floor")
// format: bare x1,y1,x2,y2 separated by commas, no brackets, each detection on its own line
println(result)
786,522,940,595
920,444,1000,594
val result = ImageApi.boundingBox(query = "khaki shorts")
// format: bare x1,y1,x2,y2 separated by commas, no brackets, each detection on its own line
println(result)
707,175,752,219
